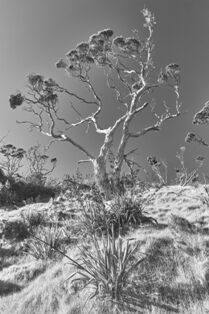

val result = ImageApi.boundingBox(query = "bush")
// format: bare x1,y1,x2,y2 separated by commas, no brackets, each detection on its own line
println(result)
0,176,58,206
0,188,17,206
22,182,57,202
3,220,29,241
79,191,157,238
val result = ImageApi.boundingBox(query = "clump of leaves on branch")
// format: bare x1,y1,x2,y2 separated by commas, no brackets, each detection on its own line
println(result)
9,8,181,199
147,155,167,186
184,100,209,183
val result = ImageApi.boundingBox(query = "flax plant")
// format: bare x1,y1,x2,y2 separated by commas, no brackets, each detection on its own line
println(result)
24,224,63,260
67,225,147,313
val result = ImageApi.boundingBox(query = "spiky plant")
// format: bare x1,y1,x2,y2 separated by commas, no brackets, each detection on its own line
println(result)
24,224,63,260
79,192,157,238
67,225,147,312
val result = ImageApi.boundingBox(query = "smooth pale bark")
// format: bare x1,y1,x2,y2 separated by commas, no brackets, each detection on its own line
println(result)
92,157,113,199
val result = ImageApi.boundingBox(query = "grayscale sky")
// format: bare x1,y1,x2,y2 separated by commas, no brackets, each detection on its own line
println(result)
1,0,209,181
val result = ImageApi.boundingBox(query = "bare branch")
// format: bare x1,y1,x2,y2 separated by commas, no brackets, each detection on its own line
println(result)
130,124,160,138
124,147,139,158
77,159,92,164
134,102,149,113
16,119,43,133
84,76,102,106
106,69,128,109
56,83,99,106
17,115,95,161
130,109,181,138
71,104,83,119
109,61,132,94
0,131,10,145
124,156,142,175
62,135,95,160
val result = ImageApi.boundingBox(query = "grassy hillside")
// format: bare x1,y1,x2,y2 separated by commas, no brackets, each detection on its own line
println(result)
1,183,209,313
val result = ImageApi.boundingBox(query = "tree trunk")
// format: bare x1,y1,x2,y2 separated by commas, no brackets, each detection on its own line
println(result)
92,157,113,200
92,157,125,199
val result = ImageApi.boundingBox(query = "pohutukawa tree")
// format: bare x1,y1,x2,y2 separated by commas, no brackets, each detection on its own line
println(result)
9,9,181,198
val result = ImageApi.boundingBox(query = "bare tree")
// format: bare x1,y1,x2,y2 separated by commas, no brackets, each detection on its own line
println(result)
9,9,181,198
0,144,26,178
26,144,57,185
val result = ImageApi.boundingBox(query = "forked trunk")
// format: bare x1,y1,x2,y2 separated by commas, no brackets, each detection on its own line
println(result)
92,157,124,200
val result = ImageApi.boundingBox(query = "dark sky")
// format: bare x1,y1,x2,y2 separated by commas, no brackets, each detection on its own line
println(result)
1,0,209,181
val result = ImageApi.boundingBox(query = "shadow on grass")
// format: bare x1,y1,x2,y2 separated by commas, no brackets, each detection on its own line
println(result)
0,247,20,271
0,279,22,296
158,283,208,307
0,247,16,258
118,290,180,313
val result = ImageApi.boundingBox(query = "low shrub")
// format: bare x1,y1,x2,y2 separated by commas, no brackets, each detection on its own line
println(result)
79,191,157,237
0,178,58,206
0,187,17,206
19,182,57,203
3,220,29,241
